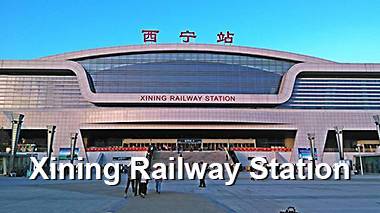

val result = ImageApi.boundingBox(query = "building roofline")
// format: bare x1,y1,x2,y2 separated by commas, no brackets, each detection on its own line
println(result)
38,43,335,63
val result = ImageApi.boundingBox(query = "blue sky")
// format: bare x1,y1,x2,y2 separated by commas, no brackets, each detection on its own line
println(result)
1,0,379,62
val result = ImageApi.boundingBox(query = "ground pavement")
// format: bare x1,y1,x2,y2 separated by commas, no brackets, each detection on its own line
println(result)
0,173,380,213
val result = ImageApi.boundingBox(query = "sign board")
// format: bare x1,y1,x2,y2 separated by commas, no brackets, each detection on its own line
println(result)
177,139,202,145
112,156,131,161
139,95,236,103
59,148,79,160
141,29,234,44
298,148,318,160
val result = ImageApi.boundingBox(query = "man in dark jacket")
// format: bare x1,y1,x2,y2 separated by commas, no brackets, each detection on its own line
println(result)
139,178,148,198
124,164,135,198
134,168,142,196
199,161,207,188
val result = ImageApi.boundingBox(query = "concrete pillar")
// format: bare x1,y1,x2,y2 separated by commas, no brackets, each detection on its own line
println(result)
334,126,344,161
307,133,316,176
9,113,24,174
46,125,56,174
47,125,56,162
2,157,7,175
70,133,78,164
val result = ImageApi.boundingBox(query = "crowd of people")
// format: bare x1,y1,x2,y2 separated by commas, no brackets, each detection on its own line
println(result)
123,161,210,198
124,164,162,198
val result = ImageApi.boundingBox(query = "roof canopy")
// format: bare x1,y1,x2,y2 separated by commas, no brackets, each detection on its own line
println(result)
39,43,334,63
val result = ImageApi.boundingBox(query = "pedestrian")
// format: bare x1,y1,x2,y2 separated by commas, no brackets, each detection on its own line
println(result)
134,167,141,196
199,176,206,188
155,178,162,193
199,161,207,188
139,178,148,198
124,164,135,198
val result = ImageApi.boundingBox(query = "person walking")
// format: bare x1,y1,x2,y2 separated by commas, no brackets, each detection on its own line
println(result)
139,178,148,198
199,176,206,188
124,164,135,198
155,178,162,193
134,169,141,196
199,161,207,188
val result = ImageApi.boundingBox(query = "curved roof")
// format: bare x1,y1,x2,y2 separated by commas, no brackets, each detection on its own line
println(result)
3,60,379,105
39,43,334,63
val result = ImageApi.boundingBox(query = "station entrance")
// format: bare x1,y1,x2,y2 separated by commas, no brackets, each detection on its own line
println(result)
81,129,296,151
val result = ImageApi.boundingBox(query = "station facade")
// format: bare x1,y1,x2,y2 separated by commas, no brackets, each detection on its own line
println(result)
1,44,380,166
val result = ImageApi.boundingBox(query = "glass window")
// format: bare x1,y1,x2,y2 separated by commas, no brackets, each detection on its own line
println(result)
75,52,297,94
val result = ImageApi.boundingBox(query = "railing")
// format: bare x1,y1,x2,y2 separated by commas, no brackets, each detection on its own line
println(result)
324,148,376,152
86,147,148,152
86,147,292,152
231,147,292,152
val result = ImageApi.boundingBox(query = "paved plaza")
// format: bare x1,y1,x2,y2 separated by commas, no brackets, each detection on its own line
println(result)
0,173,380,213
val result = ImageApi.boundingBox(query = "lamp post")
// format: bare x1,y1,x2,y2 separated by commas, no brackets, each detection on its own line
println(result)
46,125,56,173
334,126,344,161
9,113,24,175
70,133,78,164
307,133,316,176
356,144,364,175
